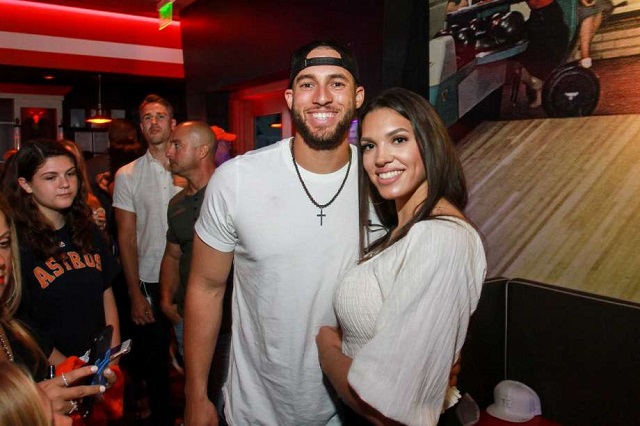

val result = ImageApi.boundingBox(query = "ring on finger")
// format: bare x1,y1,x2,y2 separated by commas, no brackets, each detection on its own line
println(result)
67,399,78,415
61,372,69,387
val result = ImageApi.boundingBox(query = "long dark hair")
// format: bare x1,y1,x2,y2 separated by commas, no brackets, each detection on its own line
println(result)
6,139,94,260
0,195,47,376
358,87,468,259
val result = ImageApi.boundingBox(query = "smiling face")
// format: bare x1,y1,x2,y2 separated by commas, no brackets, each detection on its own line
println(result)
0,210,11,300
18,155,78,227
140,102,176,147
360,107,428,216
285,47,364,151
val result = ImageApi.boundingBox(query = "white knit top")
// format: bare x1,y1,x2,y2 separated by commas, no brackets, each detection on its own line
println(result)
334,217,486,426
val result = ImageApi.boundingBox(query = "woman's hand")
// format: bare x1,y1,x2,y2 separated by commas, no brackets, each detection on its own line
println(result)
103,367,117,388
38,365,106,415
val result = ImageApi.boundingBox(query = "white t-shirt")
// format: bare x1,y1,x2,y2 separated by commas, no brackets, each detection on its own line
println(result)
334,218,486,426
195,139,360,425
112,150,184,282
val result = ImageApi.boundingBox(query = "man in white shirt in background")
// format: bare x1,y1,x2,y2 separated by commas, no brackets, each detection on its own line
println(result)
113,94,183,426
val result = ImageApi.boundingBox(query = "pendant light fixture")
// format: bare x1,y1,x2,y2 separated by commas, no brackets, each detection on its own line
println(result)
86,74,112,125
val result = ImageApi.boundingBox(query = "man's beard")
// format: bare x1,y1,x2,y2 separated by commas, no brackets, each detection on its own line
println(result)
292,107,356,151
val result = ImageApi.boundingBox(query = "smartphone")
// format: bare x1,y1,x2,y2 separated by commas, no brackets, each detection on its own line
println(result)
87,325,113,386
109,339,132,362
81,325,113,418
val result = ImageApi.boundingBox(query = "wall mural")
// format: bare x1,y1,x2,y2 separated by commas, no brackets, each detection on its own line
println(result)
429,0,639,124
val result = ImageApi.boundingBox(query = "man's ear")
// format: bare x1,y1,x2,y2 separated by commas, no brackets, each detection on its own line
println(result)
198,144,210,159
284,89,294,110
171,119,177,131
355,86,365,109
18,177,33,194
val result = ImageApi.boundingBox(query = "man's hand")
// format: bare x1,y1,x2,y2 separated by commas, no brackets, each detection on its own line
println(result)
130,291,155,325
185,395,219,426
92,207,107,231
161,302,182,325
95,171,111,193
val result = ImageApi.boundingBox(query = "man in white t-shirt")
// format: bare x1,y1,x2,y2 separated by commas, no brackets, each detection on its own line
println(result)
183,41,365,425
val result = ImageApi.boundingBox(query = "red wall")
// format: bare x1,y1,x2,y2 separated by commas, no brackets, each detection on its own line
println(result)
0,0,184,78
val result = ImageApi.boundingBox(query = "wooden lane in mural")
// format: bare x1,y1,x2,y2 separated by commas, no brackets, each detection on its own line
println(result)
458,115,640,303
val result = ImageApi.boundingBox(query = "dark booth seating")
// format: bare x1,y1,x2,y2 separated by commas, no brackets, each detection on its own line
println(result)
459,278,640,426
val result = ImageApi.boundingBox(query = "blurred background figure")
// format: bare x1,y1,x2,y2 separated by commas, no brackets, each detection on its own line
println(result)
86,119,140,192
211,125,236,167
0,149,18,195
60,139,107,233
518,0,570,107
87,122,145,423
447,0,469,13
577,0,613,68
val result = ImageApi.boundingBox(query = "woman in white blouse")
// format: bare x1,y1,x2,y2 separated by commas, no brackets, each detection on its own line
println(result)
317,87,487,426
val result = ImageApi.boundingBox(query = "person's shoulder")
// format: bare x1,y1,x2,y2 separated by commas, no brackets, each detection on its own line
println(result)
235,138,288,165
411,217,481,243
246,138,288,157
215,139,289,178
169,187,189,206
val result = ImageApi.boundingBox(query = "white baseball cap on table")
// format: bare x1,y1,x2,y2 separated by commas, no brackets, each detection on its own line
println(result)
486,380,542,423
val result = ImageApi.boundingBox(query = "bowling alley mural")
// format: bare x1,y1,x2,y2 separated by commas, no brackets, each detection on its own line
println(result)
429,0,632,125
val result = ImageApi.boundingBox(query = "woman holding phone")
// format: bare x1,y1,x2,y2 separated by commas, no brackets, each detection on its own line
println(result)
317,88,486,425
0,194,109,418
6,139,120,365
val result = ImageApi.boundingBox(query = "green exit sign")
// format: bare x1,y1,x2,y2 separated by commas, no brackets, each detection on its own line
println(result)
158,0,174,30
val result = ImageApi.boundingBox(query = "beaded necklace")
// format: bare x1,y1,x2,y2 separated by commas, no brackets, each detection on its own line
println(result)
0,327,14,361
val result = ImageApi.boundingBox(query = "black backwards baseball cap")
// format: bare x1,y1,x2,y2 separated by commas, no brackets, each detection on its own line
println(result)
288,40,361,88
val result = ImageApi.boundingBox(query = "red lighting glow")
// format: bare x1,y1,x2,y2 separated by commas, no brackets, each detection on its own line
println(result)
0,0,184,78
29,109,45,125
0,0,180,27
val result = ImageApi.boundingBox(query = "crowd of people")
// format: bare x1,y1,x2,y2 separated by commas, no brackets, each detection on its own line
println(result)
0,39,486,426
